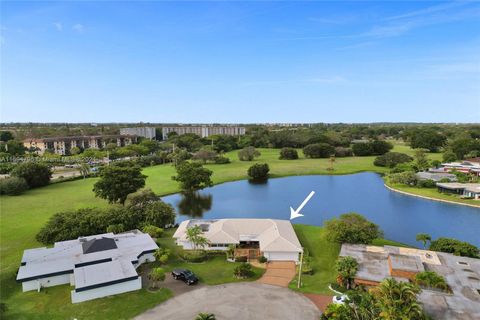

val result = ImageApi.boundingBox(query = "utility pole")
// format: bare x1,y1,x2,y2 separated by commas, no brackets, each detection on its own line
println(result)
297,249,304,288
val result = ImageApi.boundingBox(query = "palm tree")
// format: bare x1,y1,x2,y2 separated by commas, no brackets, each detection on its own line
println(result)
79,163,90,179
372,278,425,320
416,233,431,249
328,155,336,171
195,313,216,320
335,256,358,290
186,226,209,251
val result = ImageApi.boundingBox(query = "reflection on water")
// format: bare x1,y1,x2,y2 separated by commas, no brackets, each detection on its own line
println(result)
177,192,212,218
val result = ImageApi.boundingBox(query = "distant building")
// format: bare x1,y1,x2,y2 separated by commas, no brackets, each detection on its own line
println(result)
340,244,480,320
439,161,480,176
436,182,480,200
120,127,156,140
416,171,457,182
16,230,158,303
161,126,245,140
23,135,137,155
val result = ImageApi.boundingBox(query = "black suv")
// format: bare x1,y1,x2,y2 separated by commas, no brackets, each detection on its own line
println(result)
171,269,199,285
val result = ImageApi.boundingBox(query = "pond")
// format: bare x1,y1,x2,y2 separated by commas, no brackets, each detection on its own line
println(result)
162,172,480,247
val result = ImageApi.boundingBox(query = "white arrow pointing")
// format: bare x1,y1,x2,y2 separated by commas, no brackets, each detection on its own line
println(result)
290,191,315,220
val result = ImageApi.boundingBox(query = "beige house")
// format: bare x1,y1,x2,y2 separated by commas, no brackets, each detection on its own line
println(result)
23,135,137,155
173,219,303,262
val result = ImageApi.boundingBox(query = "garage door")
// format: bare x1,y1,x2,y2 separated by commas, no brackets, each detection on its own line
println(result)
267,252,299,262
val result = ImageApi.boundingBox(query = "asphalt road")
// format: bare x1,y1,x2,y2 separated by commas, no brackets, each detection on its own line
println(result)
135,282,320,320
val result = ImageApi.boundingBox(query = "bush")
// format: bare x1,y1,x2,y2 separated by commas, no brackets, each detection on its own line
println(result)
416,179,436,188
414,271,449,292
442,150,457,163
352,143,373,156
325,213,383,244
154,248,171,264
303,143,334,158
234,256,247,262
214,156,230,164
279,147,299,160
149,267,166,282
0,177,28,195
11,162,52,188
429,238,479,258
371,140,393,155
143,225,164,238
238,147,260,161
388,171,418,186
0,162,15,174
36,197,175,244
374,152,412,168
247,163,269,180
258,256,267,263
180,250,207,262
334,147,353,157
352,141,392,156
234,263,253,278
106,224,125,234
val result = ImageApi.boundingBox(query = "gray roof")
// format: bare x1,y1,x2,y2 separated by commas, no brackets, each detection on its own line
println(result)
388,253,424,273
416,172,457,182
82,238,118,254
17,231,157,283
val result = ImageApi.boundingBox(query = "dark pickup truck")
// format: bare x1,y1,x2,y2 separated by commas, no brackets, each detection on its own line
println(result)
171,269,199,285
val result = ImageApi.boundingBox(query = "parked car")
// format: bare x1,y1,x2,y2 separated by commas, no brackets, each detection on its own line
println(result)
171,269,198,285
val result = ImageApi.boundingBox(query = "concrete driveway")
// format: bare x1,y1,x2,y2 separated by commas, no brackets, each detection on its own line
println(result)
257,261,297,287
135,282,320,320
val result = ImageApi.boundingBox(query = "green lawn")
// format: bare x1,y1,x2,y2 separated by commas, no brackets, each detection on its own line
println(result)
154,229,265,285
289,224,411,295
0,145,446,318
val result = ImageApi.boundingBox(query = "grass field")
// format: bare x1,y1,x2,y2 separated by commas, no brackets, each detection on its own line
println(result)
288,224,409,295
0,145,447,318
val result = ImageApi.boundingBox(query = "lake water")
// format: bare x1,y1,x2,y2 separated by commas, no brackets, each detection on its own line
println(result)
162,172,480,247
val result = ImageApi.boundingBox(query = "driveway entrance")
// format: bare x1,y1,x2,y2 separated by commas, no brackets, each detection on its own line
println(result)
135,282,320,320
257,261,296,287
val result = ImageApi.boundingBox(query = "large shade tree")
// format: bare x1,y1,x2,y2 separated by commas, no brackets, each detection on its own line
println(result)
93,162,146,204
172,162,213,191
325,213,383,244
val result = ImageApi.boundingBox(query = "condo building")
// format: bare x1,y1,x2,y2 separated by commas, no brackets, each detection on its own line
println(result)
23,135,137,155
119,127,156,140
161,126,245,140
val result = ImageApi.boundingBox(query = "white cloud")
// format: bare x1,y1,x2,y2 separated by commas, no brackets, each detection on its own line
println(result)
72,24,84,33
53,22,63,31
384,1,468,21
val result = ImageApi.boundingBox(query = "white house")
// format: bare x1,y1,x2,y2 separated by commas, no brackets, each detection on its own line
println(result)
173,219,303,263
16,230,158,303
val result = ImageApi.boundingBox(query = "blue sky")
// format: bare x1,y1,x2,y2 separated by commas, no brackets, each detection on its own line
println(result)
1,1,479,123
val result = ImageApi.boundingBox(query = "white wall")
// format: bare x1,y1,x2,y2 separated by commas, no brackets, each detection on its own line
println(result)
177,240,229,251
264,251,299,263
71,277,142,303
22,273,71,292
